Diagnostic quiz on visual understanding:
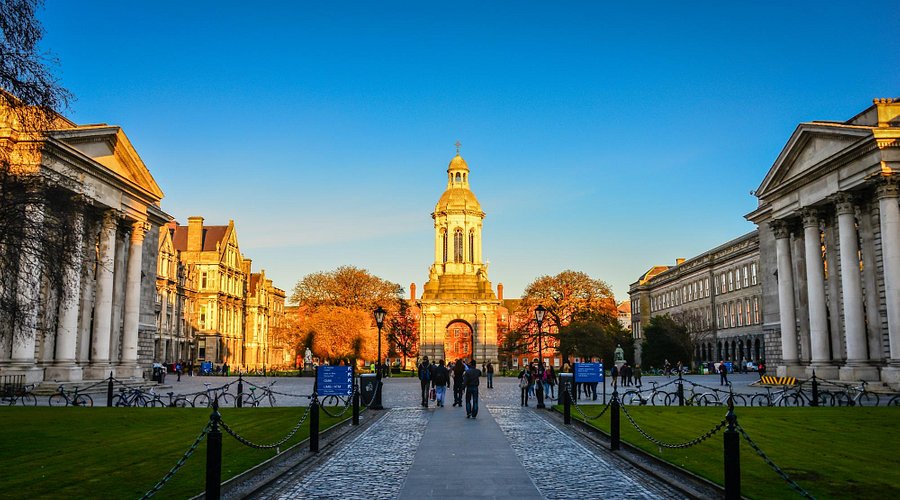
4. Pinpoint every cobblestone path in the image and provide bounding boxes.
[255,409,429,499]
[490,406,683,499]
